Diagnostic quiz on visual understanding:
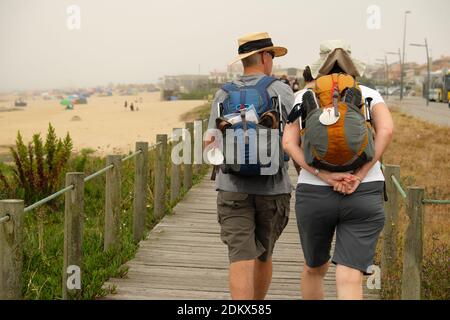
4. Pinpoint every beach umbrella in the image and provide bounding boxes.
[60,99,71,106]
[77,97,88,104]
